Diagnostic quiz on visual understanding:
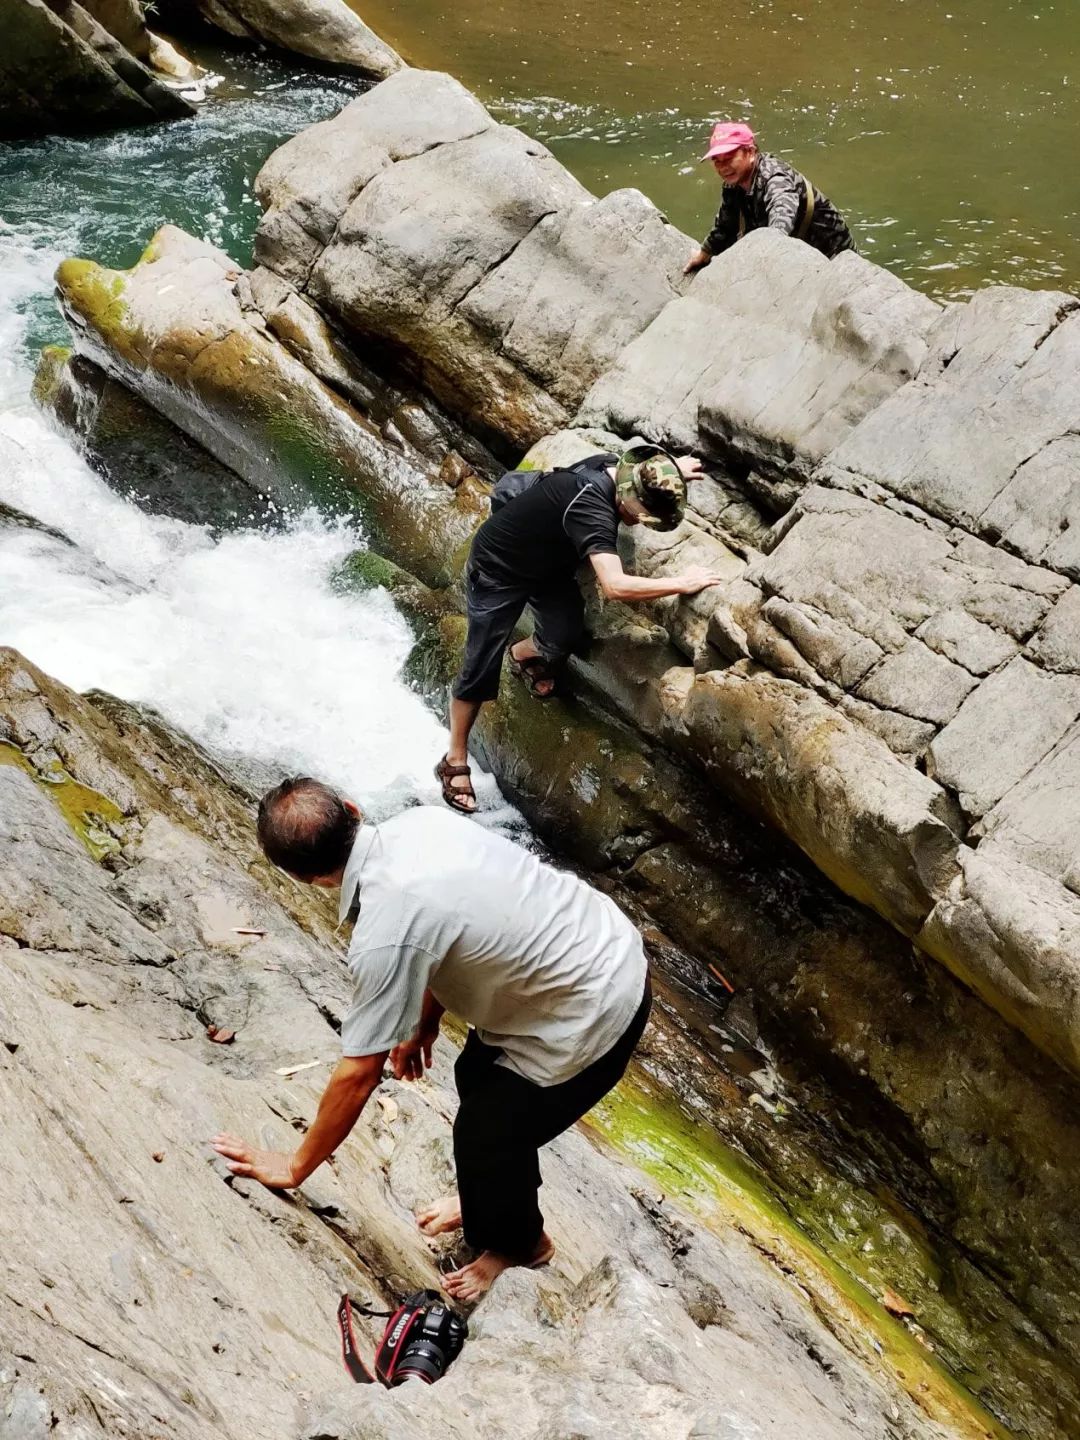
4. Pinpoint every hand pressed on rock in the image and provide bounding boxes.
[211,1132,298,1189]
[677,565,729,595]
